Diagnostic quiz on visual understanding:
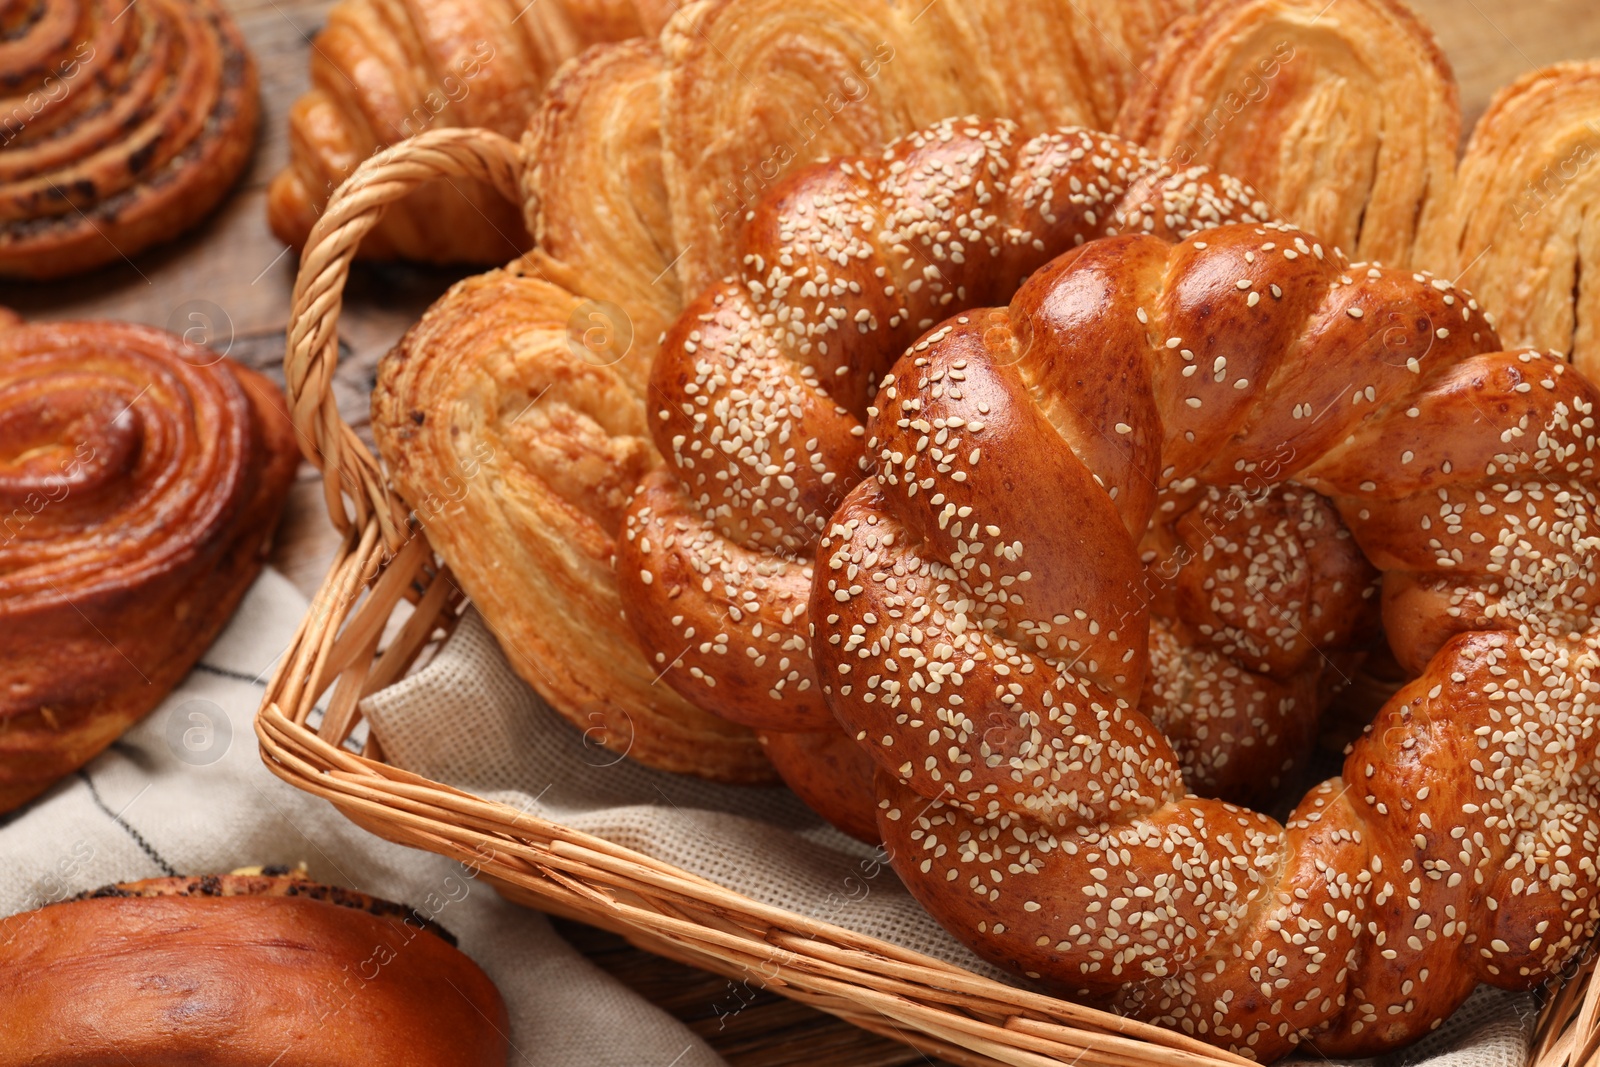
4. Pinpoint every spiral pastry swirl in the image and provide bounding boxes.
[0,0,258,279]
[812,220,1600,1059]
[1113,0,1459,269]
[0,313,296,811]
